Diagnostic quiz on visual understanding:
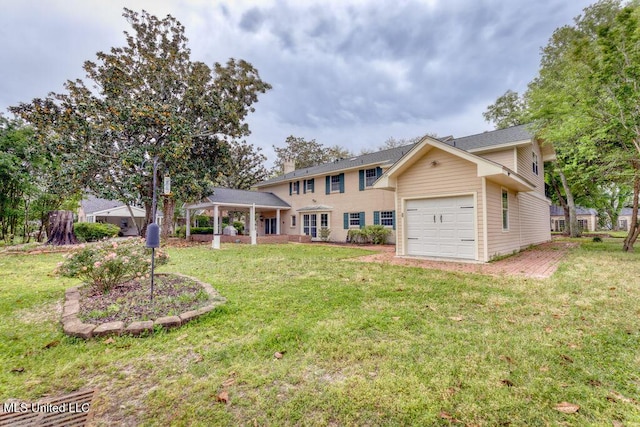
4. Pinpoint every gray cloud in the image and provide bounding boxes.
[0,0,594,162]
